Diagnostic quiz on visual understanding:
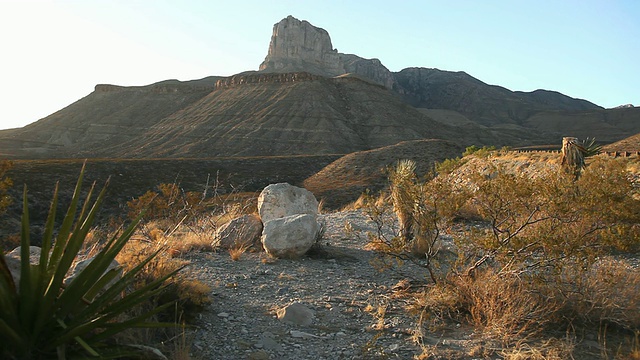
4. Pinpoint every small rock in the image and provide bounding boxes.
[277,302,315,326]
[247,350,270,360]
[290,330,318,339]
[217,312,230,318]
